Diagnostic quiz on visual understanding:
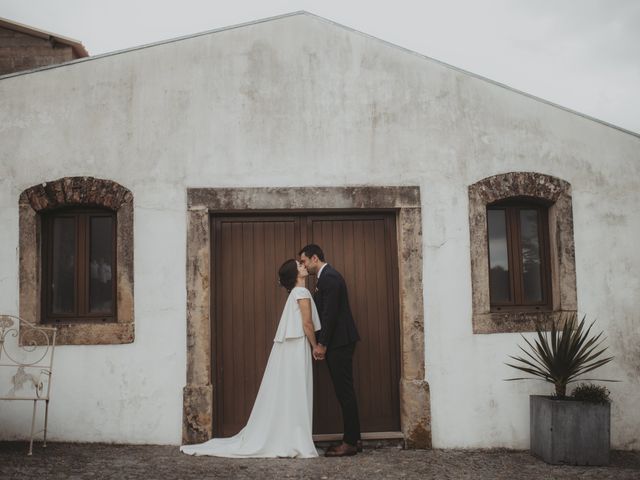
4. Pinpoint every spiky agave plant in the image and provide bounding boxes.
[505,314,615,397]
